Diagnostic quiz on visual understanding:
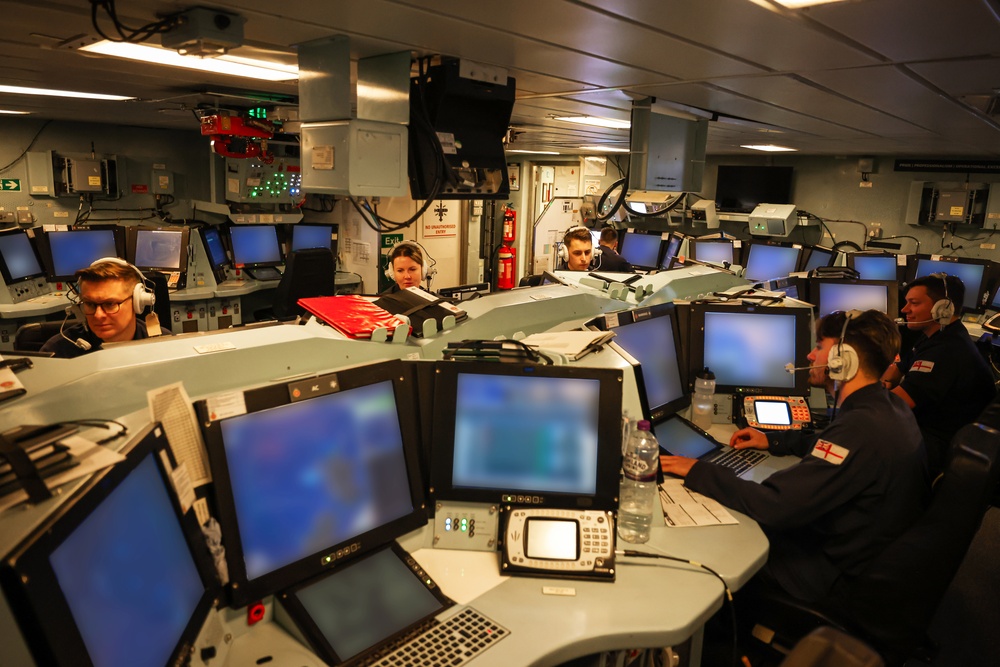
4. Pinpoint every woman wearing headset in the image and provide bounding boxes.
[41,258,154,358]
[382,241,428,294]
